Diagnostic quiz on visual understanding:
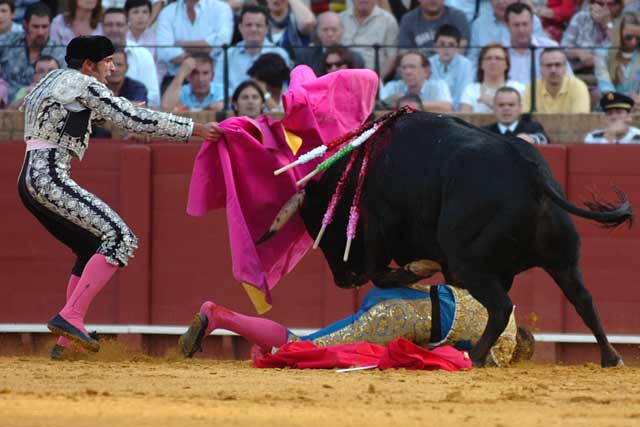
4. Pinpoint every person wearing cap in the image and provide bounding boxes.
[17,35,223,357]
[585,92,640,144]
